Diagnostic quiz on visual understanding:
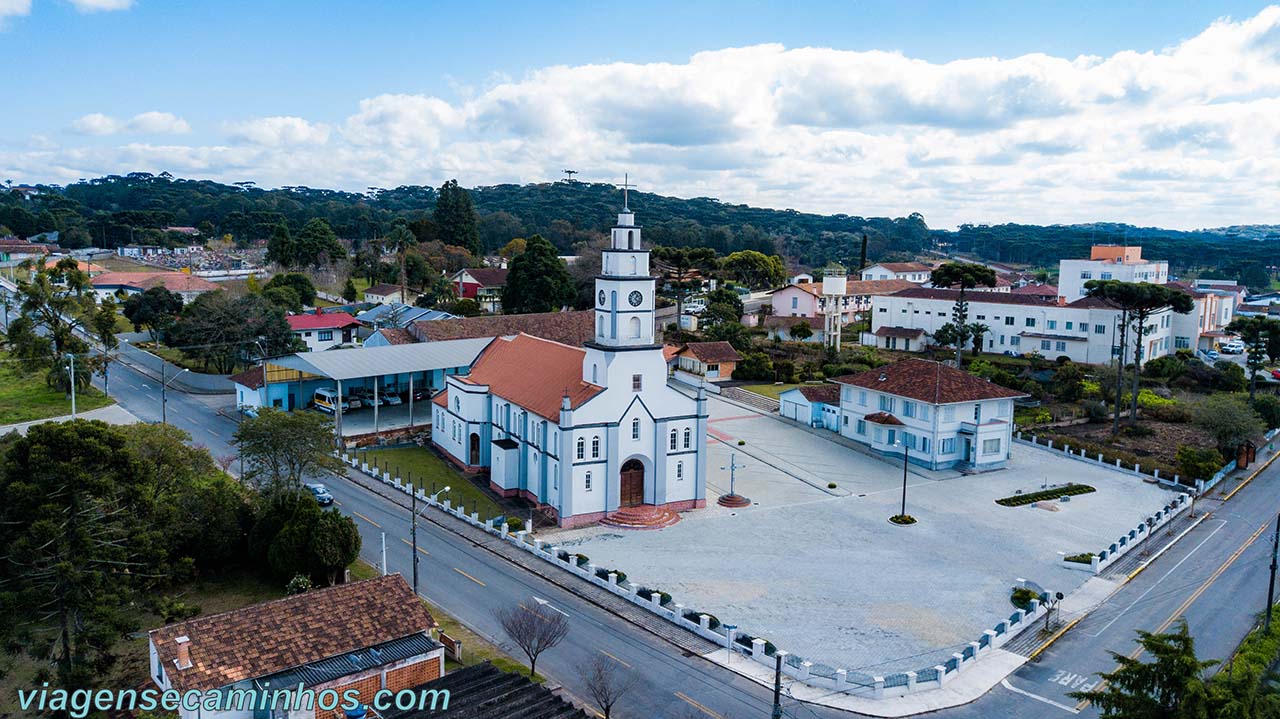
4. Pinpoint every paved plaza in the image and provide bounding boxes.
[552,393,1180,676]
